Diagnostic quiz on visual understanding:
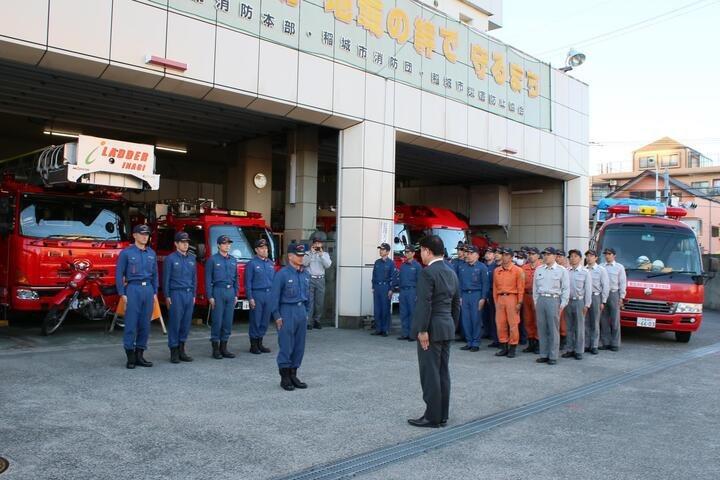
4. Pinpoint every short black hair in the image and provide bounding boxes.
[419,235,445,257]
